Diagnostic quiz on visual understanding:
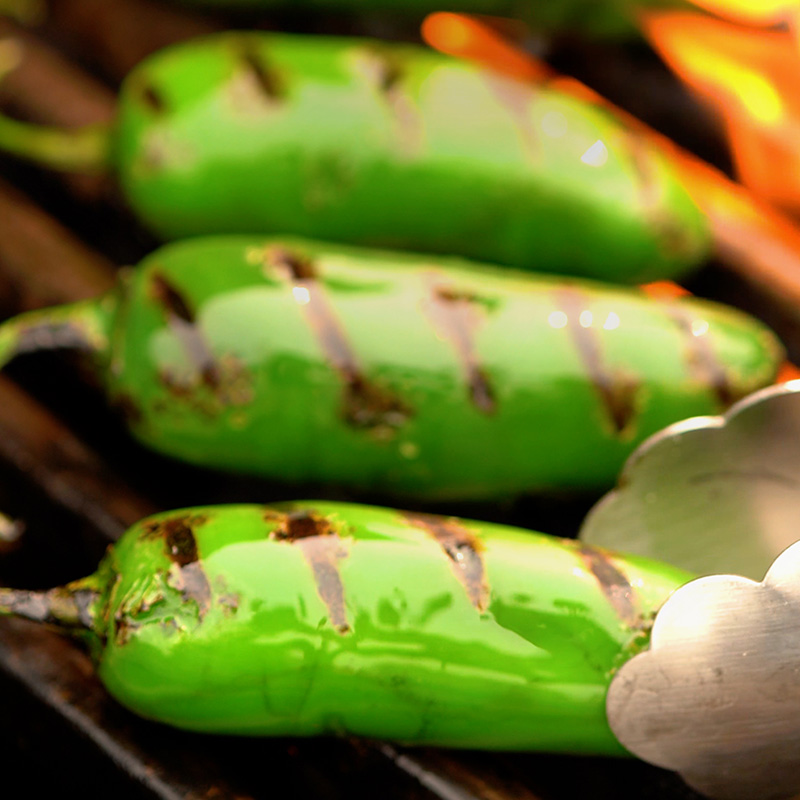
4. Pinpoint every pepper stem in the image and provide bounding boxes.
[0,577,101,635]
[0,297,113,372]
[0,113,112,173]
